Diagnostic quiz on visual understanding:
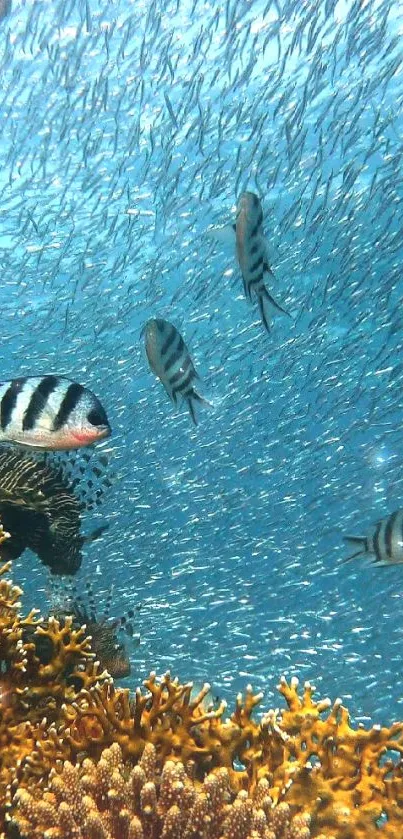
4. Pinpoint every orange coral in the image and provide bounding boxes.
[0,562,403,837]
[0,561,107,834]
[8,741,314,839]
